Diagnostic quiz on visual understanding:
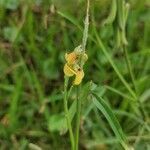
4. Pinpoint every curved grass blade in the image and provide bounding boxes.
[92,93,129,150]
[57,11,82,31]
[104,85,135,101]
